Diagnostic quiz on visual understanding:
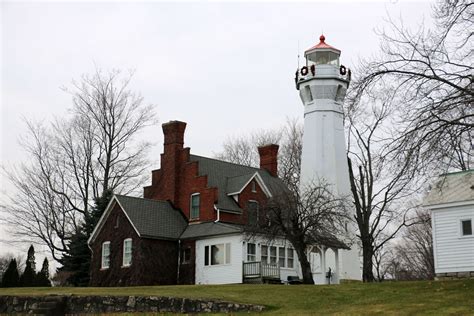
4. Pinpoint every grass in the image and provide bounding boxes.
[1,279,474,315]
